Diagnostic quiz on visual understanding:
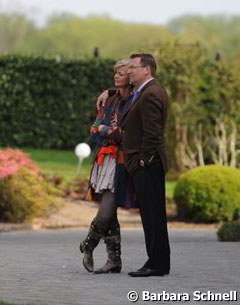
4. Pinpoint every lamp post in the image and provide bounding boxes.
[74,143,91,176]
